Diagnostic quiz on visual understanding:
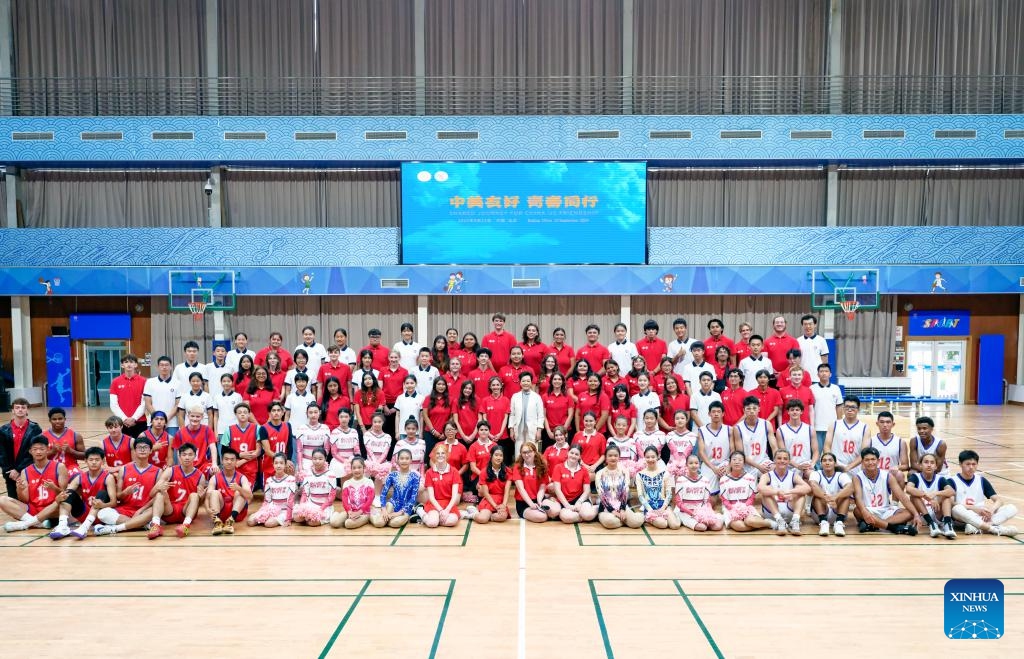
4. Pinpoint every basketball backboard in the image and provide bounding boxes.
[810,268,880,311]
[168,270,237,311]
